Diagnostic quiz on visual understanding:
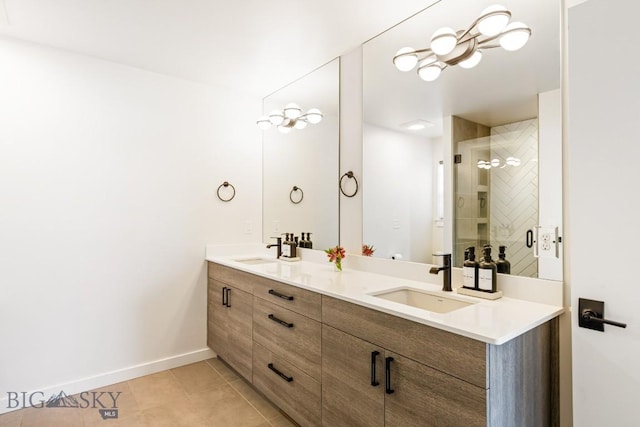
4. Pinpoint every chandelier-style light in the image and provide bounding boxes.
[393,4,531,82]
[257,103,323,133]
[477,156,521,169]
